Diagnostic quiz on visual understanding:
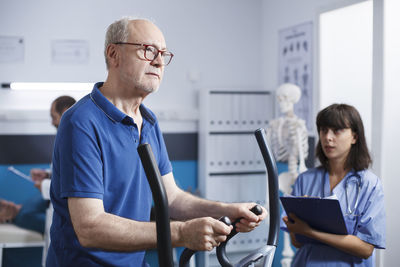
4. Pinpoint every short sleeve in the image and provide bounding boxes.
[58,117,104,199]
[355,178,386,249]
